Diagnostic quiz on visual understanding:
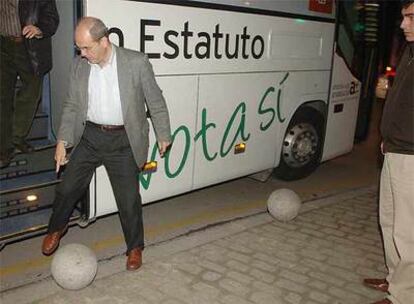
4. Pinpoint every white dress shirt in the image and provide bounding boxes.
[87,45,124,125]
